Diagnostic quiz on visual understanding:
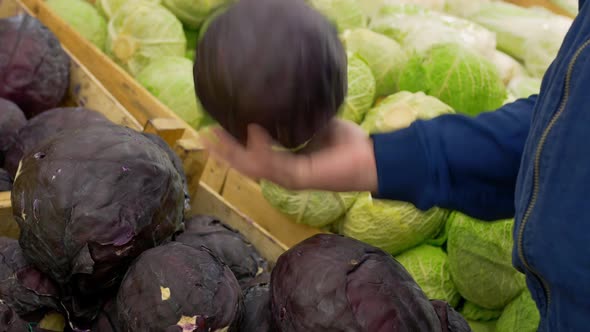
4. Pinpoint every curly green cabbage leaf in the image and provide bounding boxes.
[369,4,497,58]
[137,56,206,128]
[96,0,160,20]
[308,0,366,33]
[398,43,507,116]
[466,319,497,332]
[496,289,540,332]
[338,52,376,124]
[162,0,232,29]
[106,1,186,75]
[467,2,572,77]
[507,76,542,99]
[360,91,454,134]
[460,301,503,322]
[47,0,107,51]
[260,180,358,228]
[342,28,408,97]
[395,244,461,307]
[339,192,448,255]
[447,212,526,309]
